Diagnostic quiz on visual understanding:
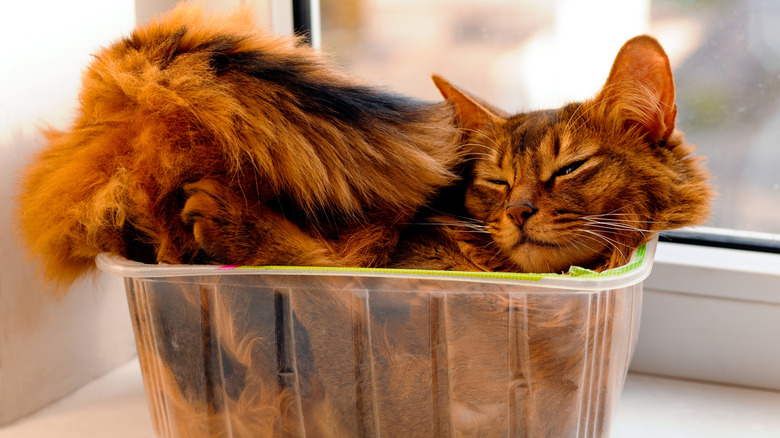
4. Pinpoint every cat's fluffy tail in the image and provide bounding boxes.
[17,4,462,288]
